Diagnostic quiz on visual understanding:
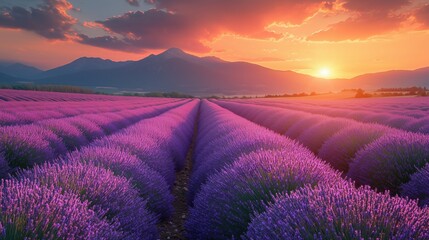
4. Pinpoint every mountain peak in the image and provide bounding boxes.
[153,48,225,64]
[158,48,190,59]
[73,57,109,63]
